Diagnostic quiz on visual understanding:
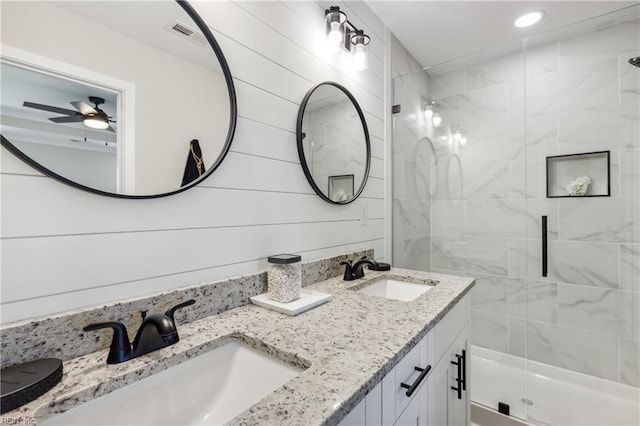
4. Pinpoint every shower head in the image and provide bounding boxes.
[629,57,640,68]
